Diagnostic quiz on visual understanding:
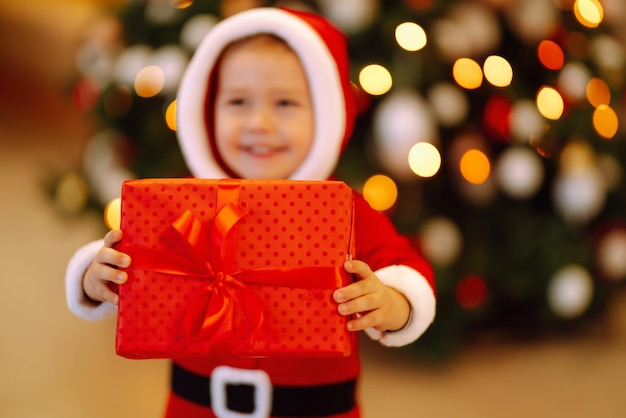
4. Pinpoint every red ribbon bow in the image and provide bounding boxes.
[170,205,264,340]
